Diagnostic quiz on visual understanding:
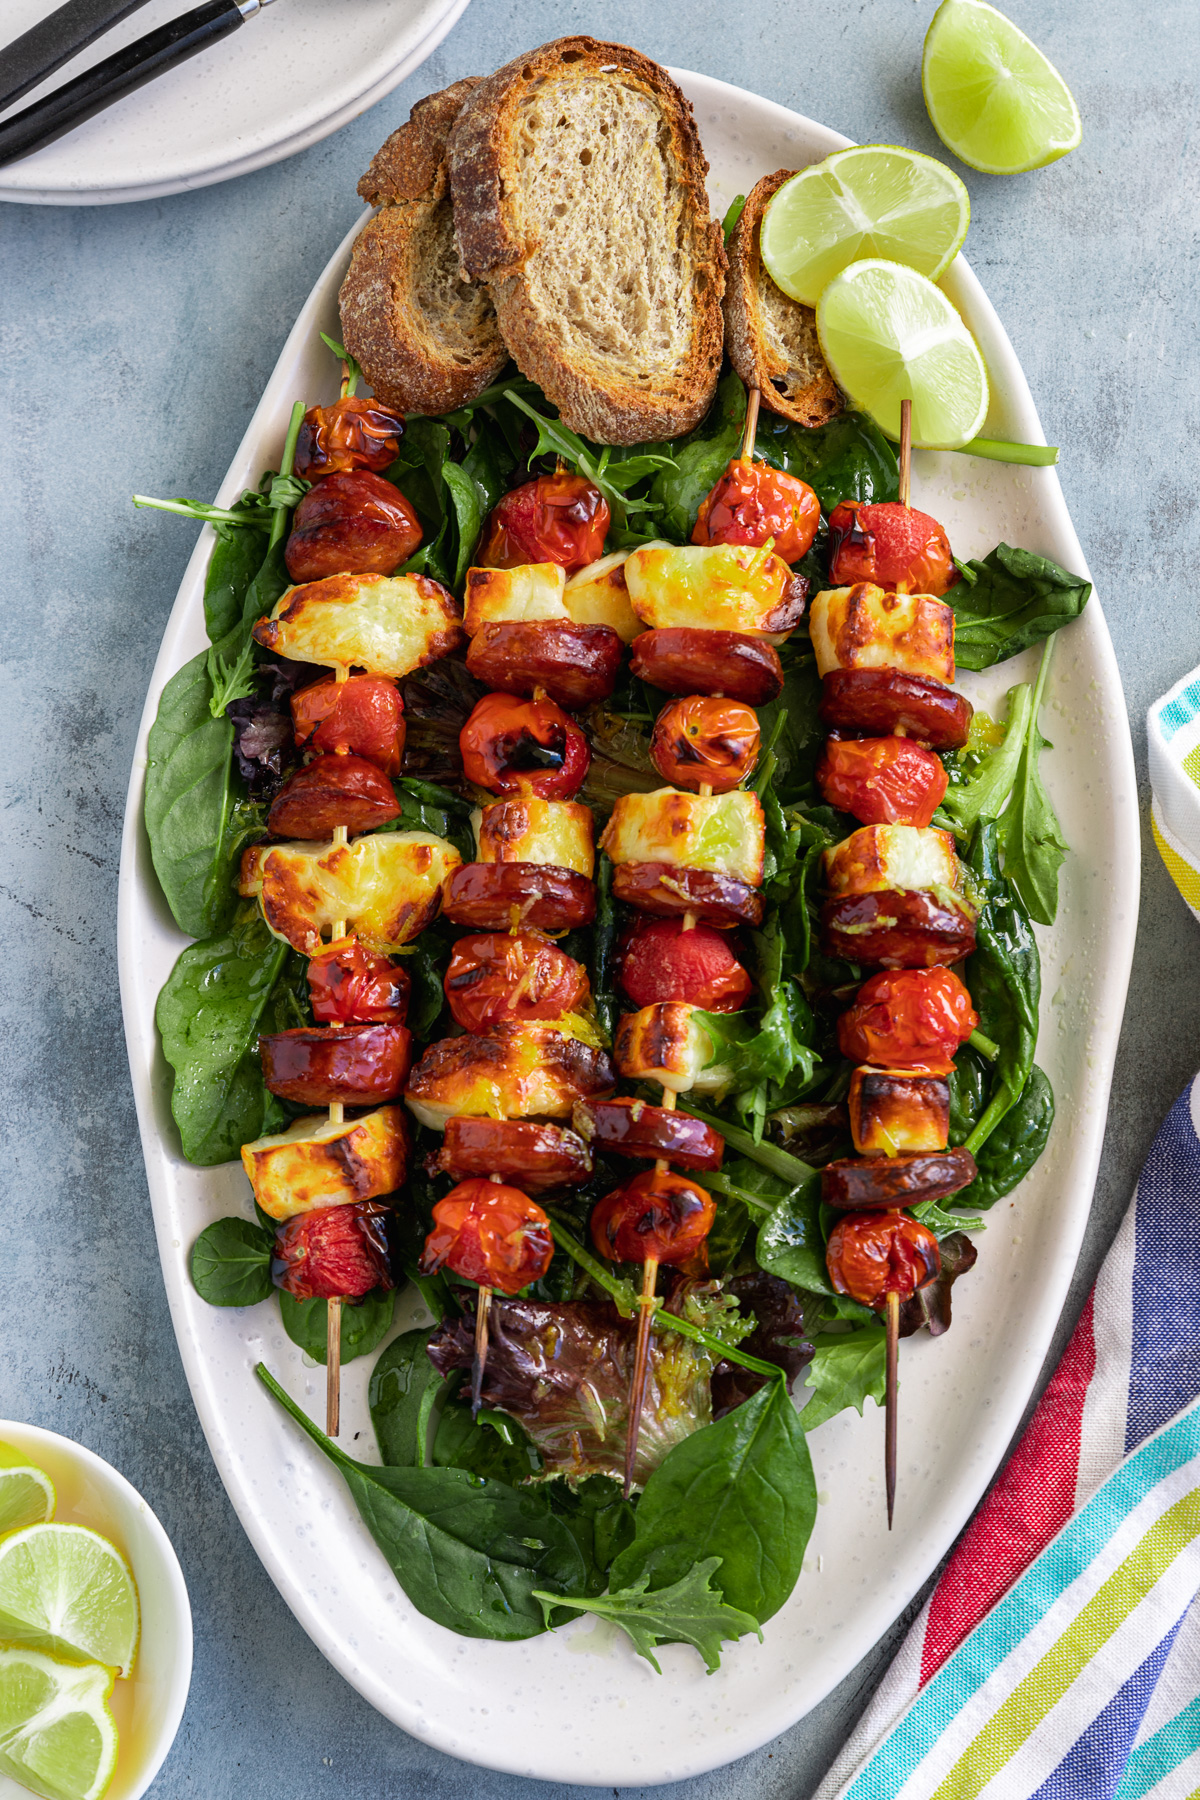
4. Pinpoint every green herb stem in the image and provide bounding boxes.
[968,1028,1001,1061]
[677,1104,817,1186]
[132,495,265,526]
[270,401,306,548]
[960,438,1059,467]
